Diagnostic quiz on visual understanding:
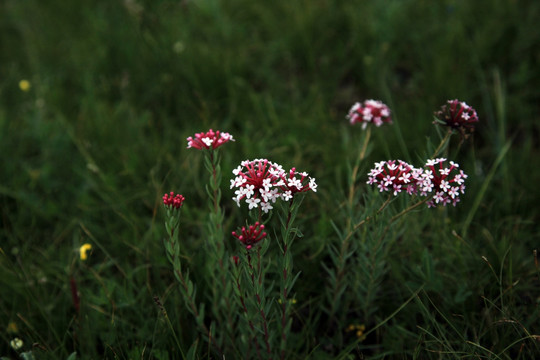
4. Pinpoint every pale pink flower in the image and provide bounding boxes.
[347,100,392,130]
